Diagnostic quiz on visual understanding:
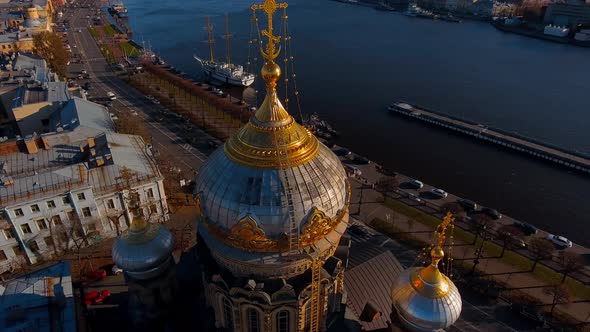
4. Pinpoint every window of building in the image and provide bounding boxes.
[77,193,86,201]
[247,308,260,332]
[62,196,71,204]
[150,204,158,214]
[107,199,115,209]
[13,246,22,255]
[82,207,91,217]
[47,200,56,208]
[146,188,154,199]
[20,223,32,234]
[44,236,53,246]
[0,250,6,261]
[276,310,289,332]
[4,229,14,240]
[223,298,233,330]
[30,204,40,213]
[87,223,96,232]
[14,208,24,217]
[52,215,62,226]
[66,210,75,221]
[29,240,39,252]
[36,219,47,230]
[58,231,68,243]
